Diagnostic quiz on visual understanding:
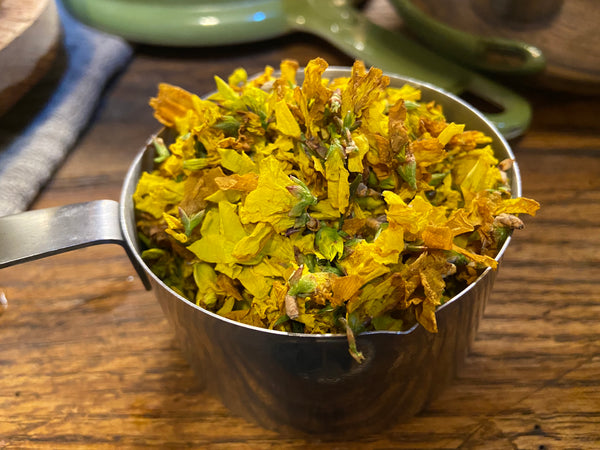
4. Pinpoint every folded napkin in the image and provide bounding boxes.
[0,1,133,217]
